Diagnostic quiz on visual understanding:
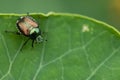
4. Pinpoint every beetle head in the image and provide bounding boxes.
[36,35,43,43]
